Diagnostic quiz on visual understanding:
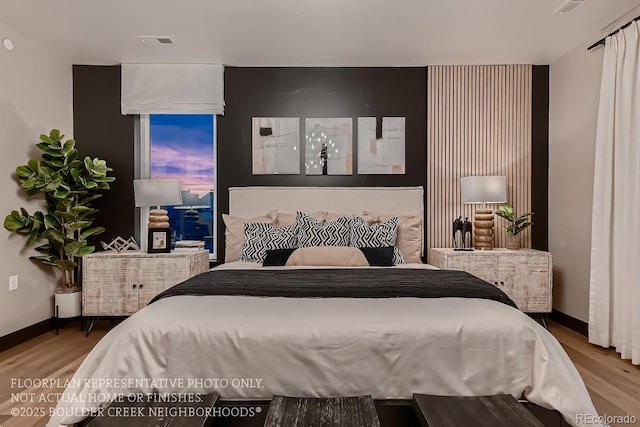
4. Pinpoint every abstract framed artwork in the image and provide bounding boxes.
[252,117,300,175]
[304,118,353,175]
[358,117,406,174]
